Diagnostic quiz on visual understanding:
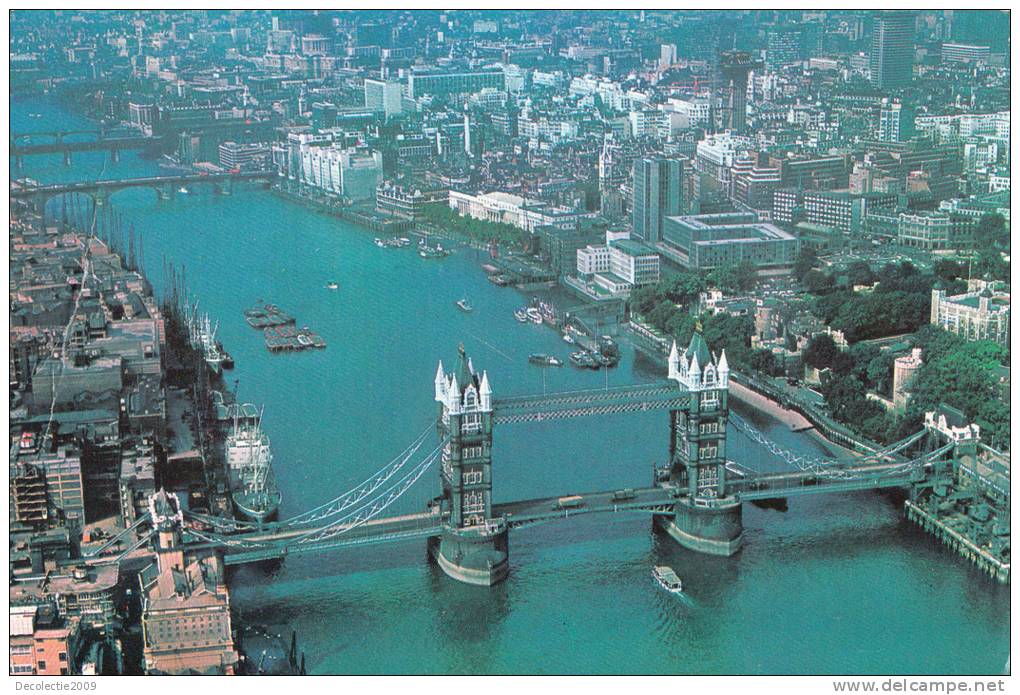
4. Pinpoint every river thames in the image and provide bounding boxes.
[12,94,1009,675]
